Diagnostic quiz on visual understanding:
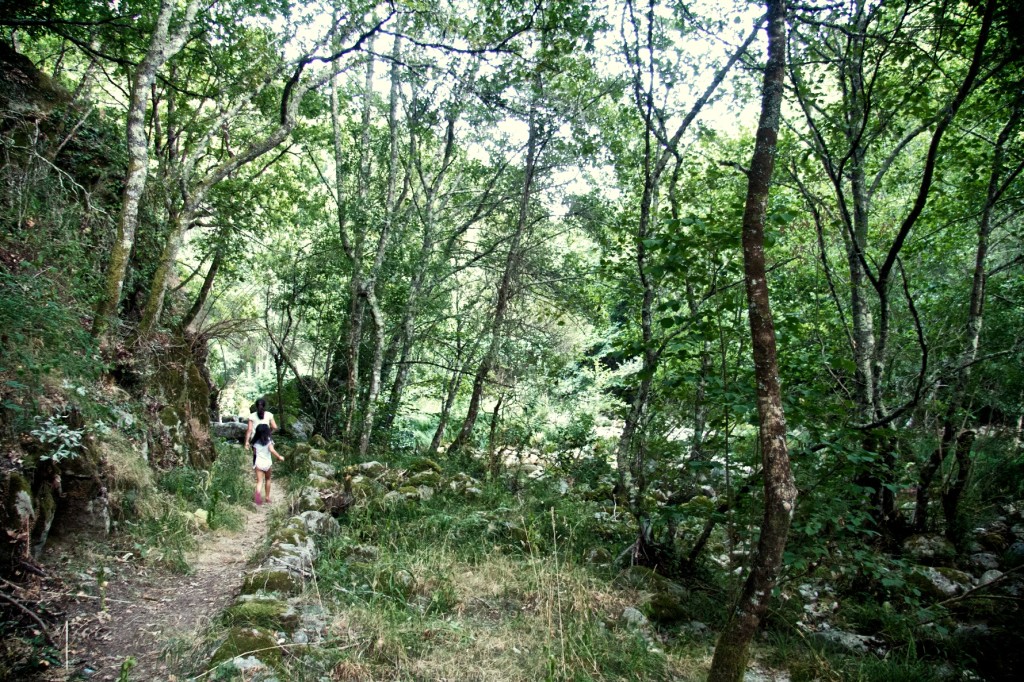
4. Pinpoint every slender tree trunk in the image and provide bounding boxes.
[181,244,223,334]
[93,0,200,342]
[487,393,505,478]
[430,364,465,455]
[343,39,376,440]
[915,99,1021,533]
[708,1,795,679]
[448,75,542,457]
[357,32,402,456]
